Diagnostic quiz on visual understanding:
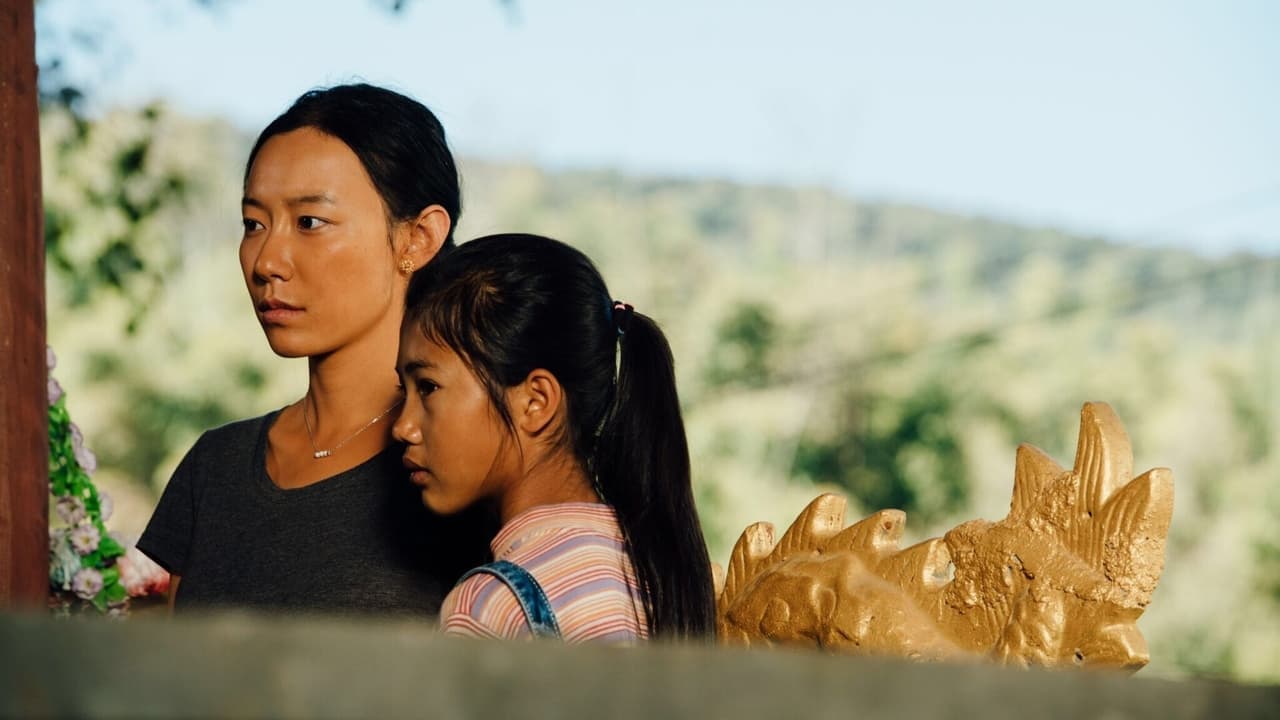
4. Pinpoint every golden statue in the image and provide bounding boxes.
[716,402,1173,672]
